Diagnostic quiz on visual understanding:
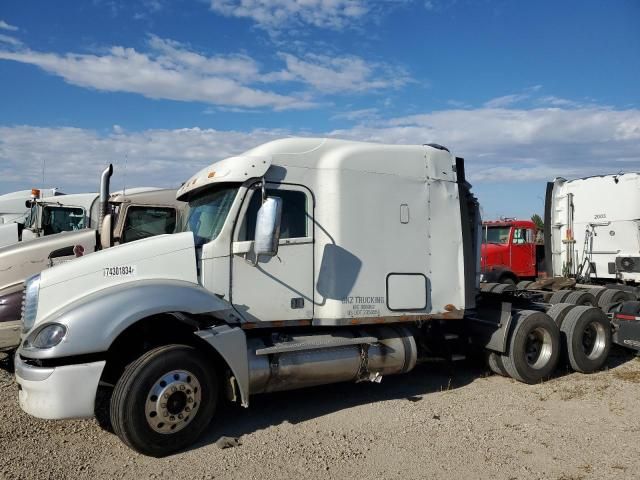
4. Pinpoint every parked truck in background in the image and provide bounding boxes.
[481,219,543,285]
[481,173,640,354]
[545,173,640,287]
[0,188,63,224]
[14,138,620,457]
[482,173,640,294]
[0,165,185,352]
[0,188,64,247]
